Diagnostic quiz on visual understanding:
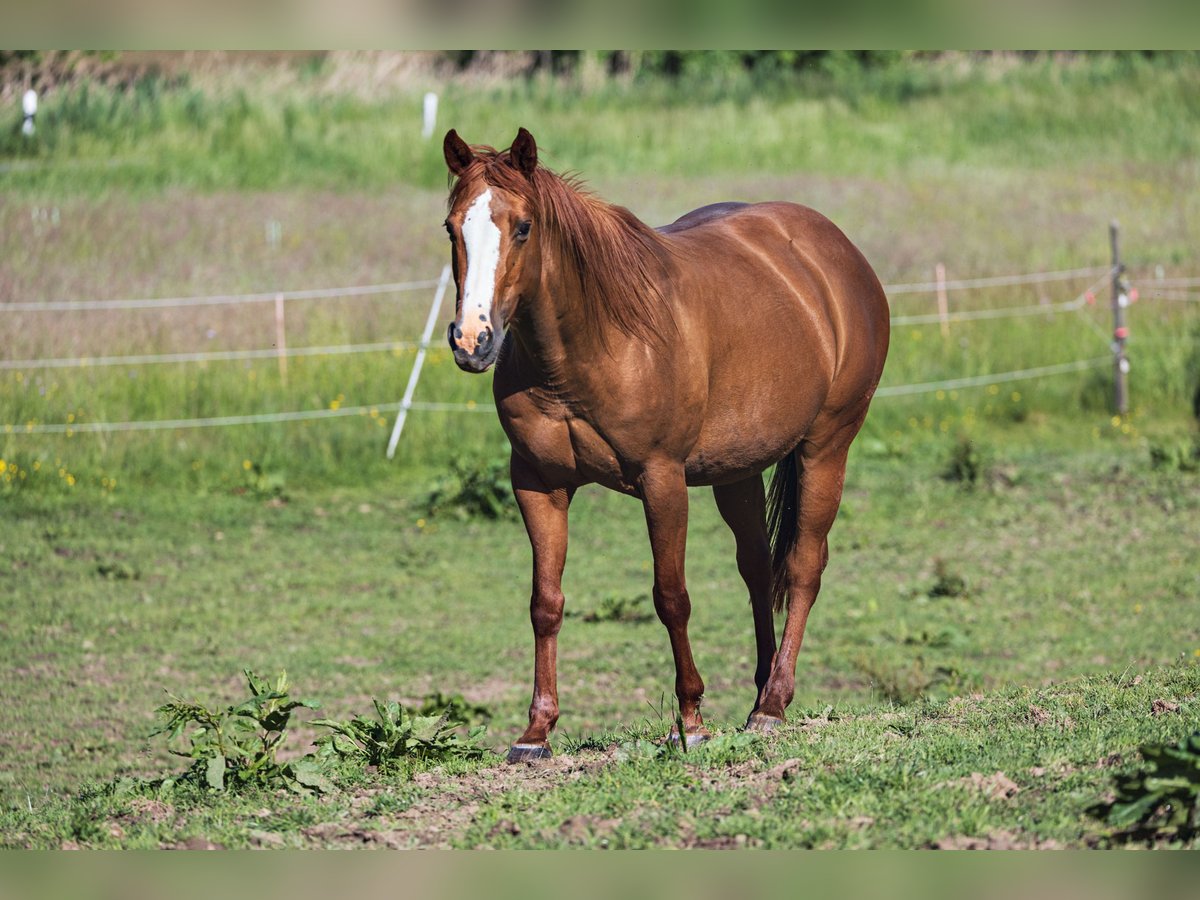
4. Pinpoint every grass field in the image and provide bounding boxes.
[2,53,1199,849]
[1,441,1198,847]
